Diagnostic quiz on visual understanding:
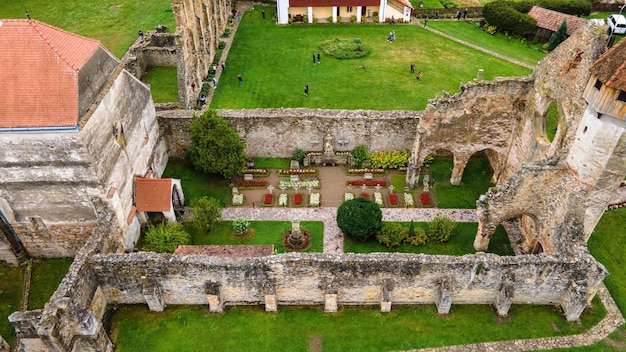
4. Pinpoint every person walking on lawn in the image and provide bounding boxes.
[304,84,309,96]
[416,70,422,81]
[237,74,243,86]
